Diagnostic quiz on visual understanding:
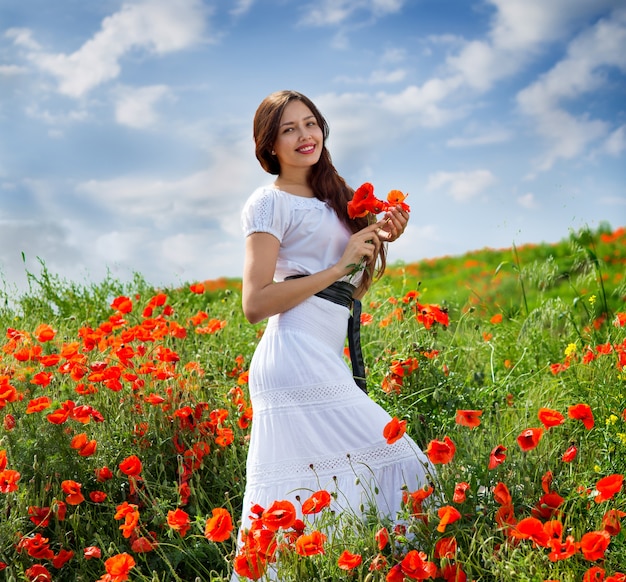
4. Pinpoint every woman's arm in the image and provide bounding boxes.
[242,221,385,324]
